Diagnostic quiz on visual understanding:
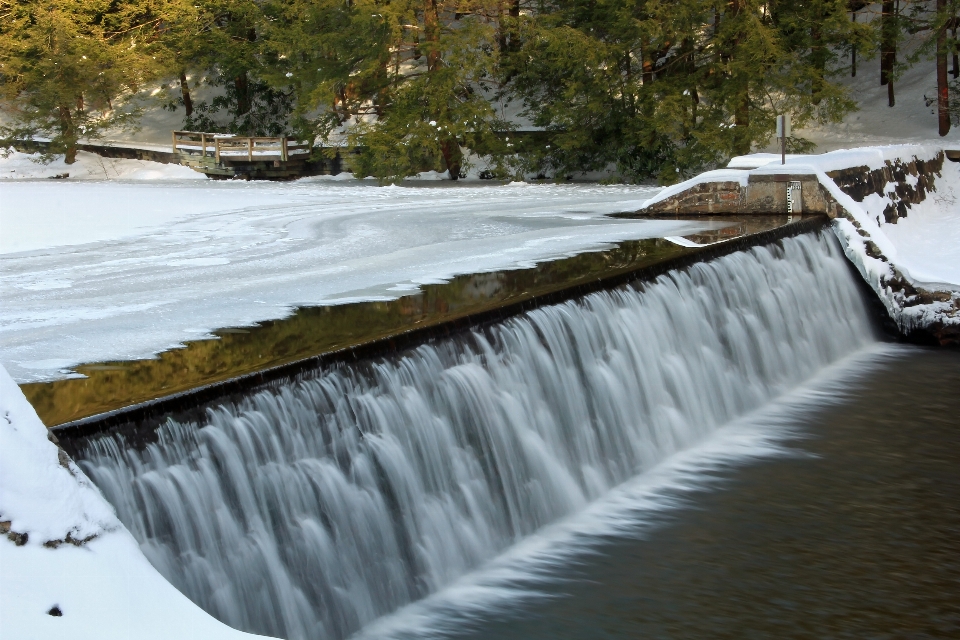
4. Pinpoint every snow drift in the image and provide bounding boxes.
[0,364,274,640]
